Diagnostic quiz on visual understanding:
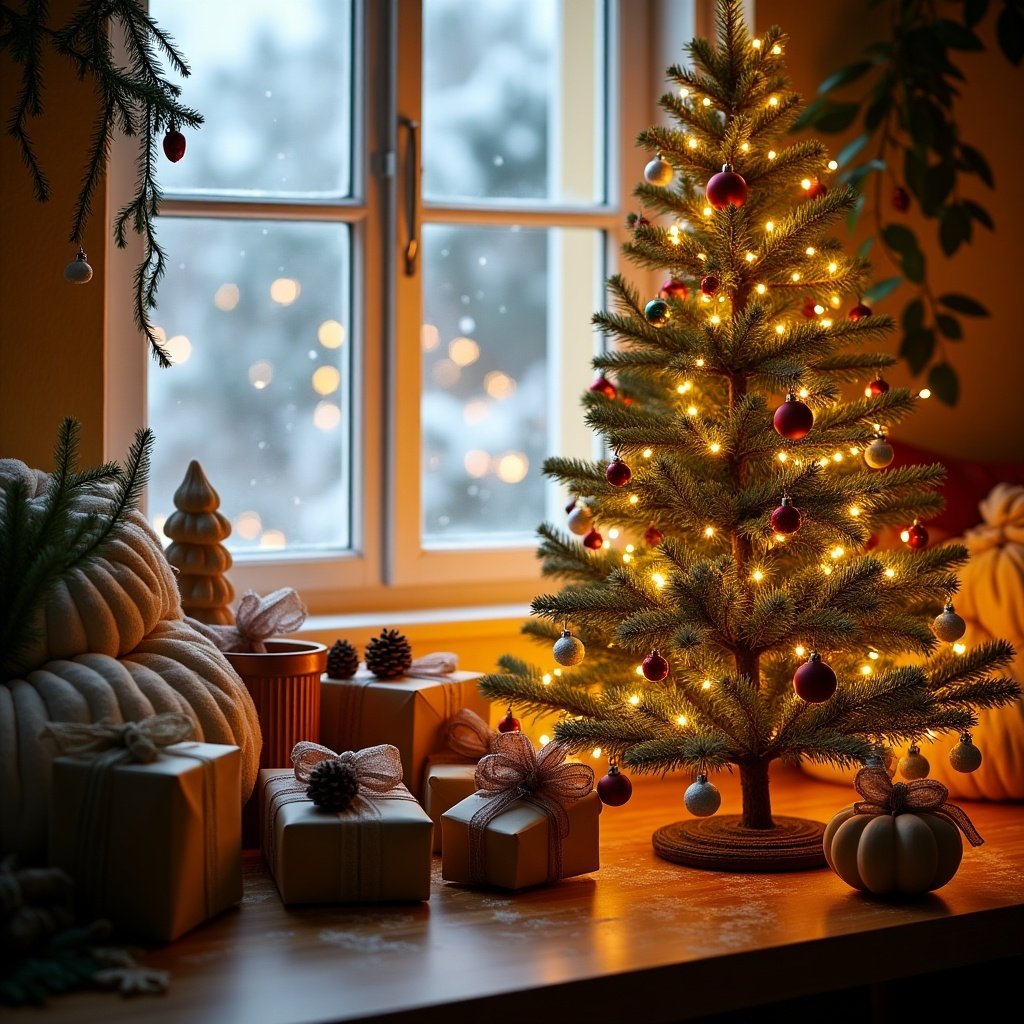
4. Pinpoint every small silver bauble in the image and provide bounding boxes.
[863,436,894,469]
[683,773,721,817]
[567,505,594,536]
[64,248,94,284]
[932,603,967,643]
[948,733,983,774]
[552,629,585,667]
[644,154,675,187]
